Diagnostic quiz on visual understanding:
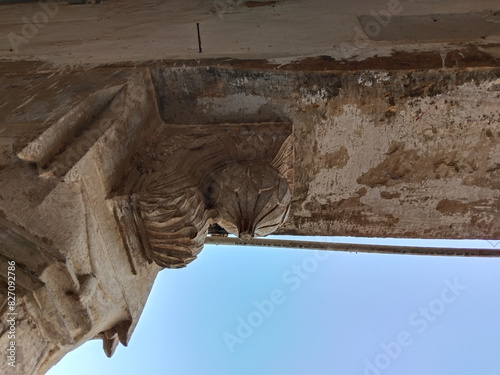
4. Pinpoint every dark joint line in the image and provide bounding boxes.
[196,23,202,53]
